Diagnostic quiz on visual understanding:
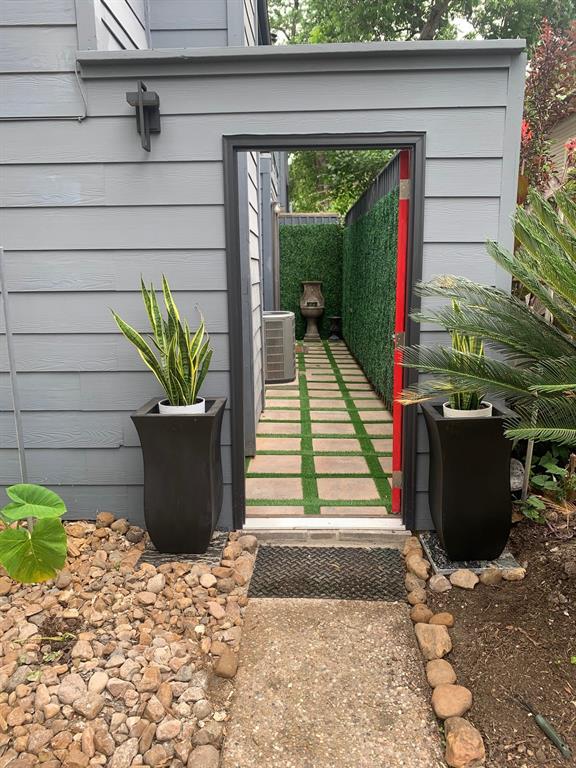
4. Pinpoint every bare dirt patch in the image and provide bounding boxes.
[430,522,576,767]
